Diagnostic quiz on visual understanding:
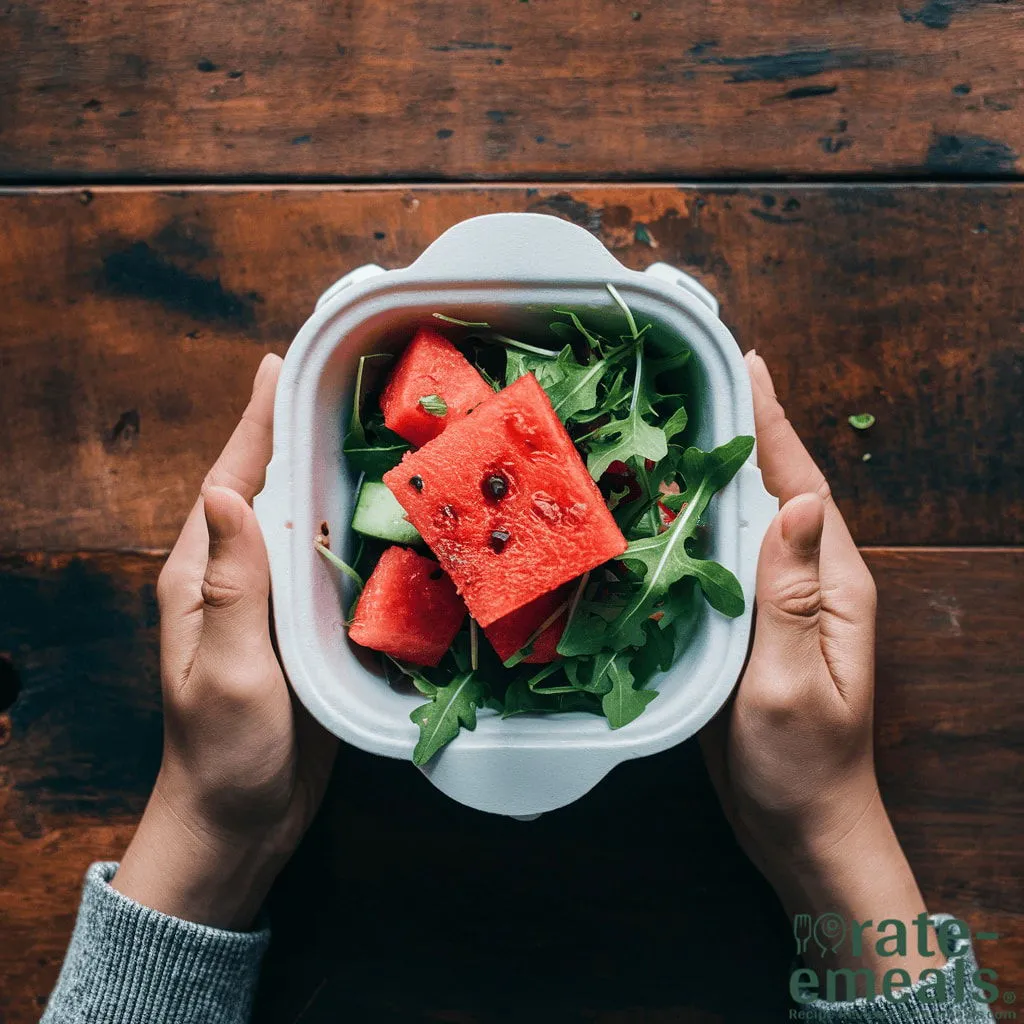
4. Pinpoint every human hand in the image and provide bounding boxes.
[702,351,937,972]
[113,354,337,930]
